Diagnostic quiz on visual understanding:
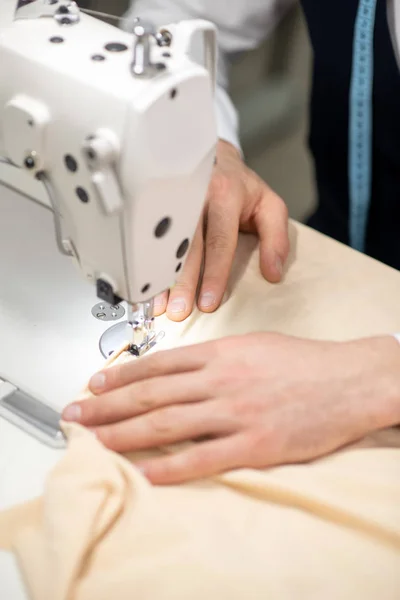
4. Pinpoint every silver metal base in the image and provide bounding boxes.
[99,322,130,358]
[91,301,125,322]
